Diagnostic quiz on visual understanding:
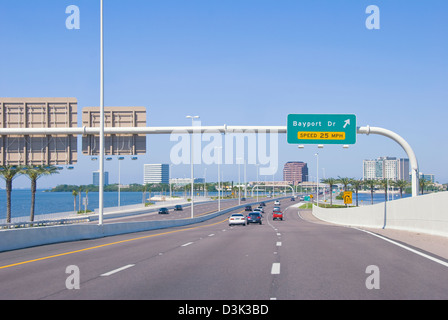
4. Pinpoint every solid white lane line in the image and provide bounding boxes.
[182,242,194,247]
[101,264,135,277]
[271,263,281,275]
[354,228,448,268]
